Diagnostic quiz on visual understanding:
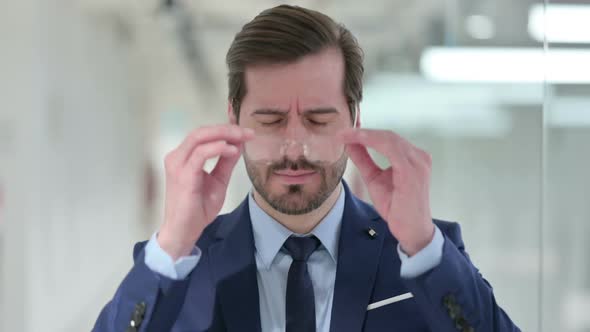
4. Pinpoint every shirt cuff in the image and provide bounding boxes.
[144,232,201,280]
[397,225,445,279]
